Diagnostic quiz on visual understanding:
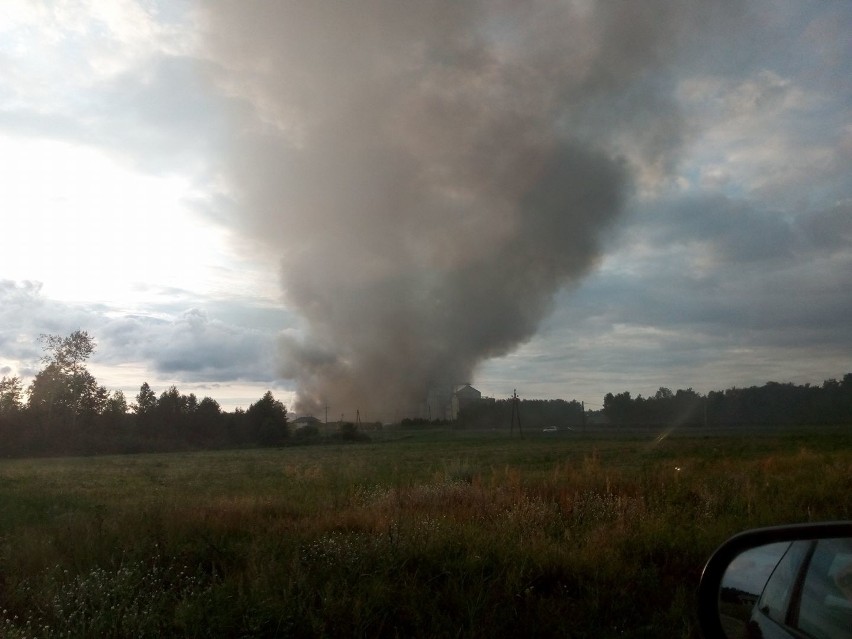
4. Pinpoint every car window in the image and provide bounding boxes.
[794,539,852,639]
[758,540,812,625]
